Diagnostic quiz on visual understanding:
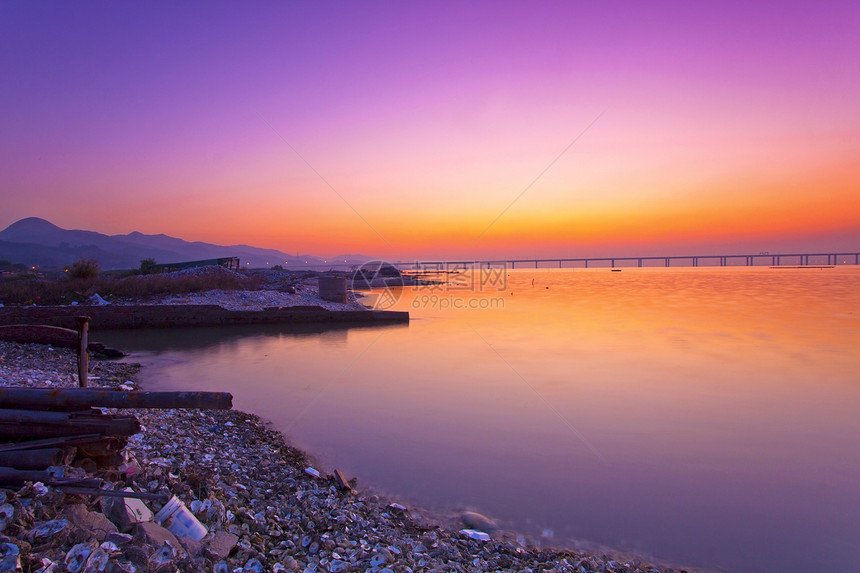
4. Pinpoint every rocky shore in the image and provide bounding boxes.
[0,339,690,573]
[113,280,368,313]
